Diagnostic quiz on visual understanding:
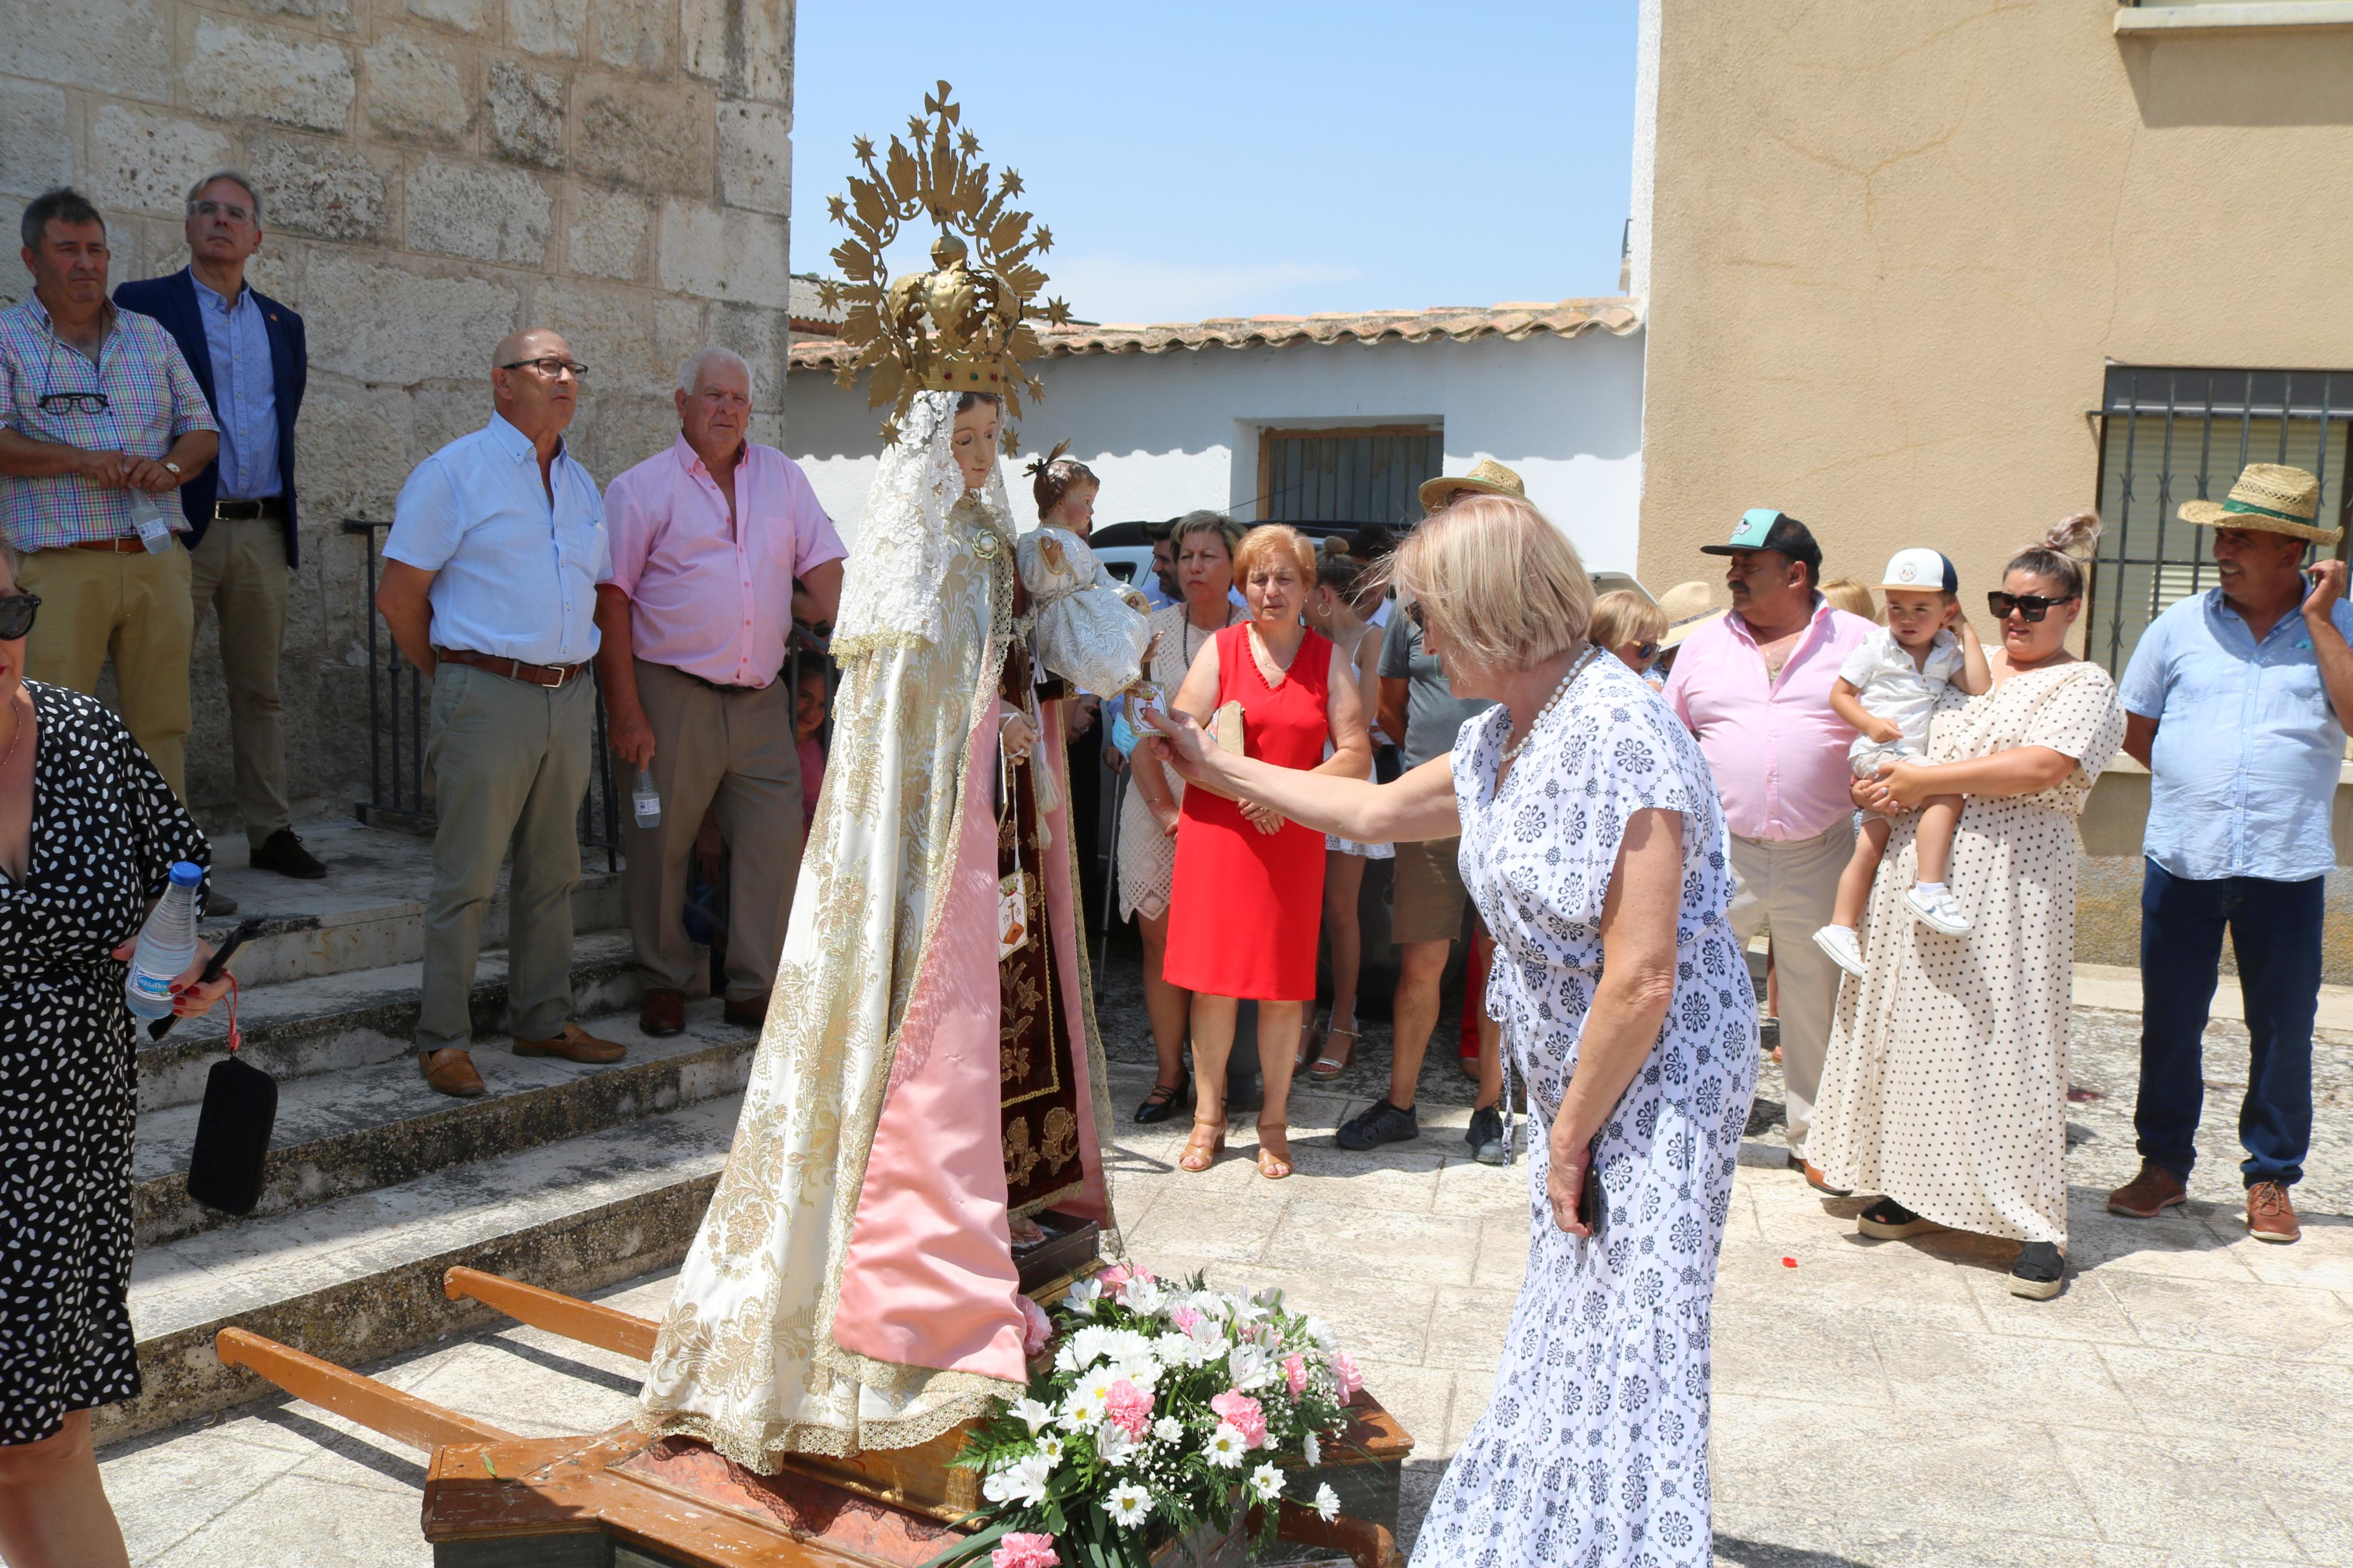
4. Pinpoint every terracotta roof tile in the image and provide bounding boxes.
[787,295,1642,371]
